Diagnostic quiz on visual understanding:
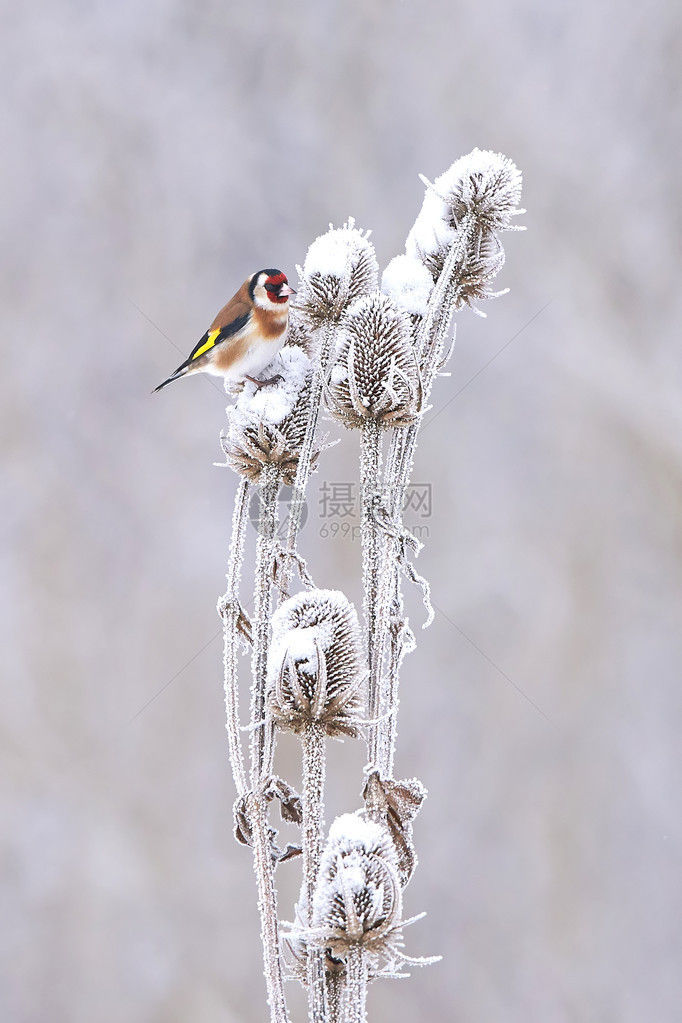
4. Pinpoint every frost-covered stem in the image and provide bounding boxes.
[325,971,344,1023]
[385,222,474,521]
[250,464,280,782]
[247,791,290,1023]
[371,219,477,775]
[220,477,250,796]
[246,468,289,1022]
[368,432,404,778]
[344,946,368,1023]
[368,550,404,780]
[361,419,383,764]
[417,213,475,383]
[301,723,327,1023]
[389,214,477,511]
[282,322,336,595]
